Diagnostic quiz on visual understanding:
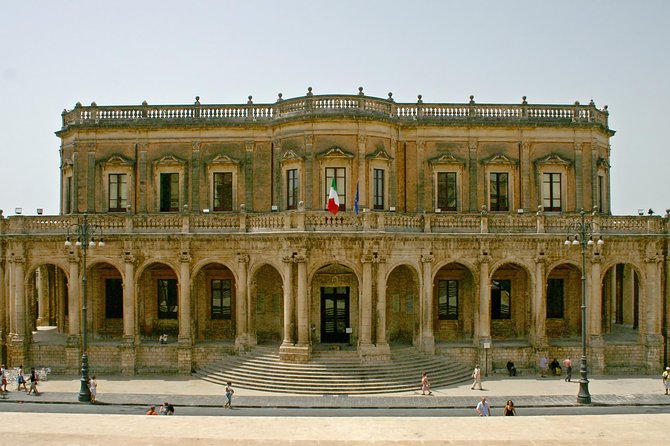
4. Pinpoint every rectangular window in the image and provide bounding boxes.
[105,278,123,319]
[437,172,457,211]
[64,176,72,214]
[491,279,511,319]
[373,168,385,210]
[286,169,299,210]
[108,173,127,212]
[160,173,179,212]
[213,172,233,211]
[325,167,346,211]
[211,279,232,320]
[157,279,178,319]
[597,175,604,212]
[546,278,564,318]
[437,279,458,320]
[542,173,562,212]
[489,172,509,211]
